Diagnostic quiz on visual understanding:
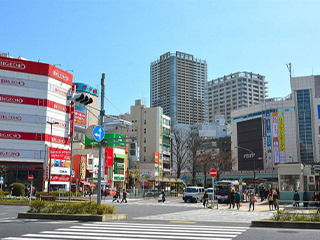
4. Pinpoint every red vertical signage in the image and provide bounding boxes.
[69,85,76,138]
